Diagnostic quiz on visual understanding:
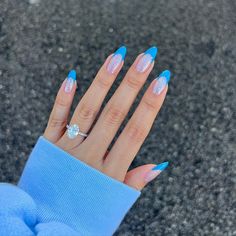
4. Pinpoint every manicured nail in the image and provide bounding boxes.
[64,70,76,93]
[153,70,171,95]
[144,162,169,183]
[107,46,127,74]
[136,46,158,73]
